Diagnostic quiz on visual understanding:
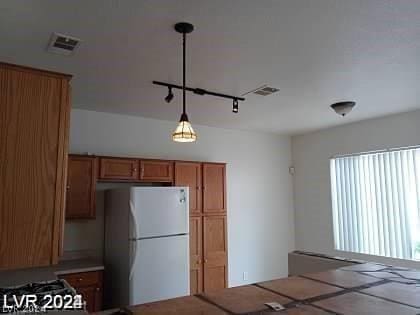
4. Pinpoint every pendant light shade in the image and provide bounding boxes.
[172,113,197,142]
[171,22,197,143]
